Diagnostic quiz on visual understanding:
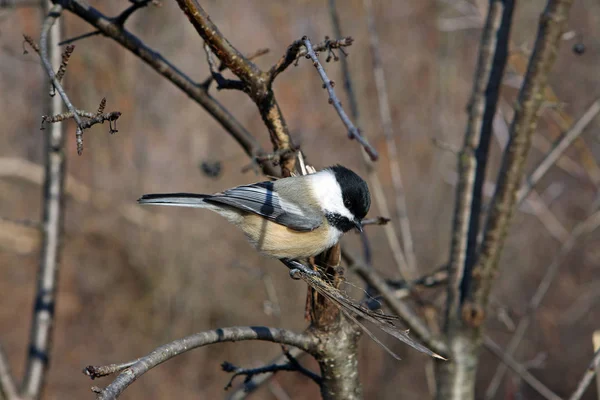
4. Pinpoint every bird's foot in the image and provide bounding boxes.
[281,259,320,280]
